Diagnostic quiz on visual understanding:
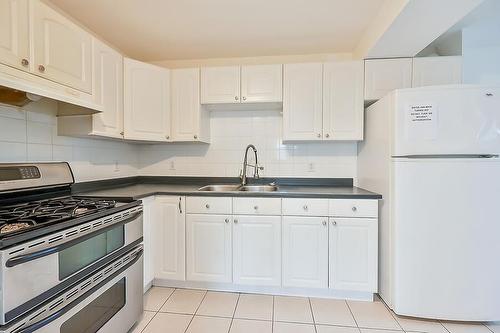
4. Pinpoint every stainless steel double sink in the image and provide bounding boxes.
[198,184,278,192]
